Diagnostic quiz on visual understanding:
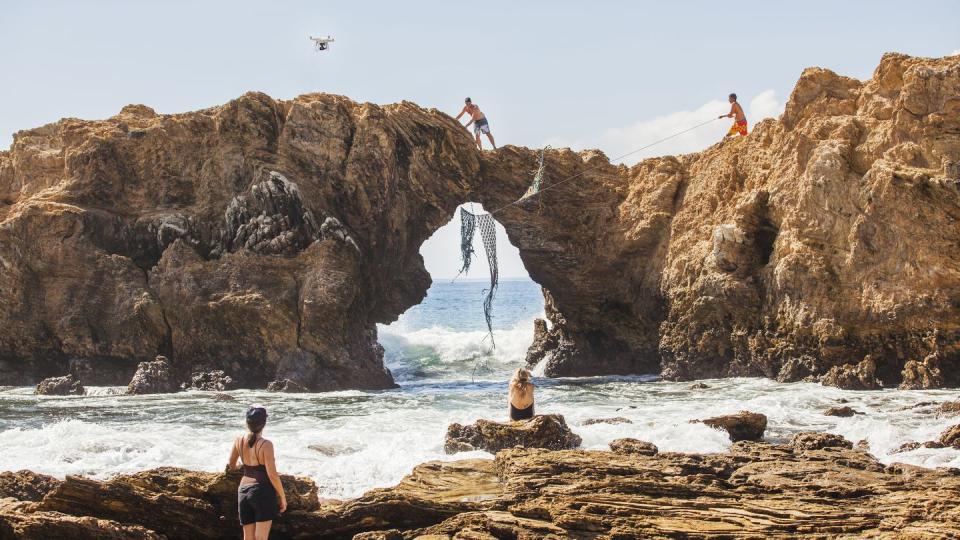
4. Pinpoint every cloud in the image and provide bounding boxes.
[952,49,960,57]
[546,89,783,165]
